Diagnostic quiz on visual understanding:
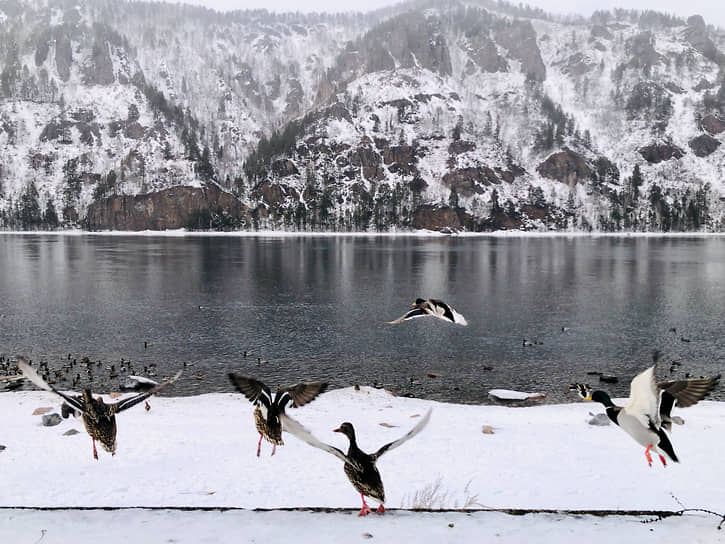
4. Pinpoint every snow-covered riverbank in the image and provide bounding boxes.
[1,386,723,541]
